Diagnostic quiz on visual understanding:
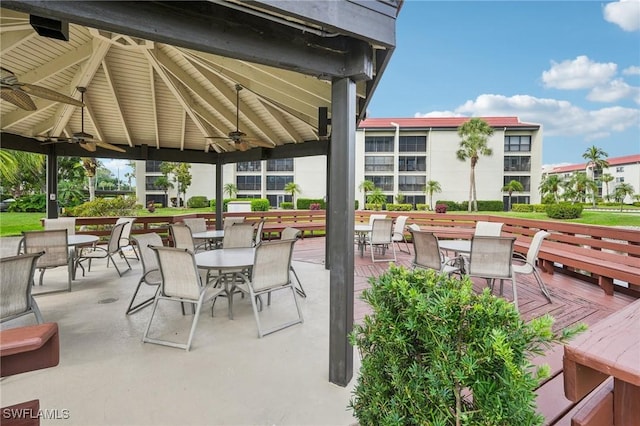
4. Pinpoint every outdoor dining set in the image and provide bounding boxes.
[1,217,306,352]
